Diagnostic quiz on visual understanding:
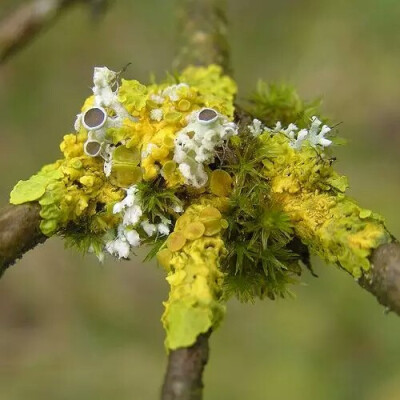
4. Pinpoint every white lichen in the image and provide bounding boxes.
[122,205,143,227]
[266,116,332,150]
[174,108,238,187]
[105,184,171,258]
[150,108,163,122]
[113,186,138,214]
[141,219,170,237]
[105,226,140,259]
[308,116,332,148]
[162,83,189,102]
[248,119,264,137]
[172,204,183,213]
[157,223,170,236]
[124,229,141,247]
[141,220,157,237]
[149,94,164,104]
[141,143,158,159]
